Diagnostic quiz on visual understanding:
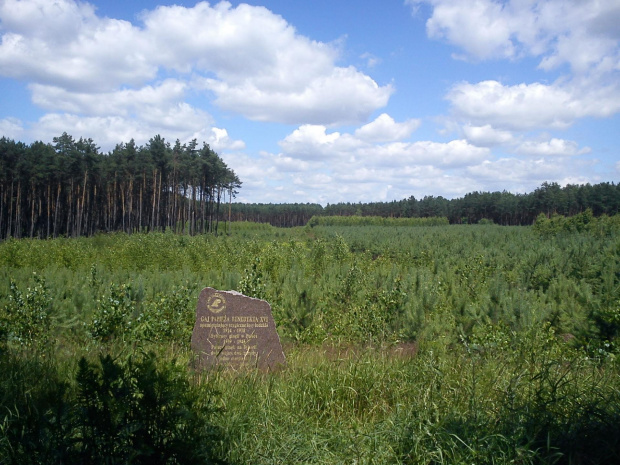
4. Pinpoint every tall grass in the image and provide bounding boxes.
[1,221,619,463]
[212,327,620,464]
